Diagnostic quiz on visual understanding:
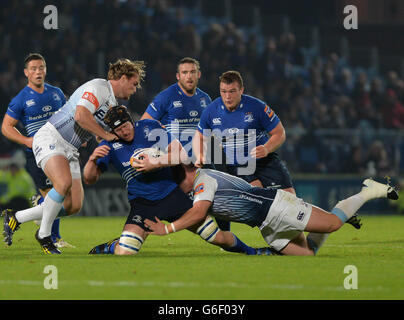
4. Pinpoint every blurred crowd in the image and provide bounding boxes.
[1,0,403,177]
